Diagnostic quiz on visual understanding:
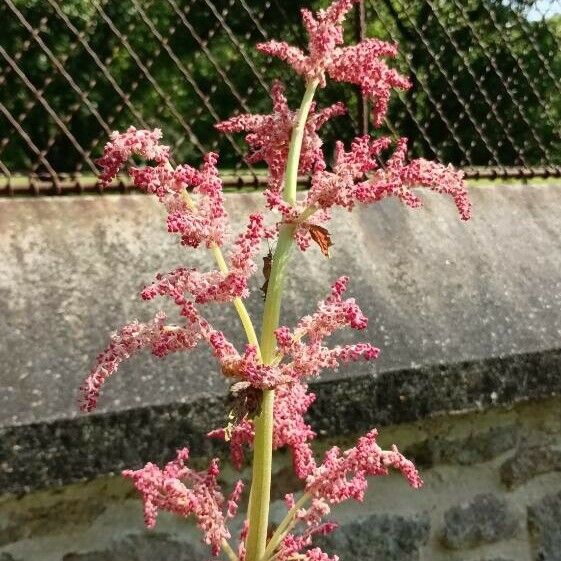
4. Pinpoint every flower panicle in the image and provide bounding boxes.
[97,126,230,249]
[270,425,422,560]
[96,126,170,186]
[256,0,409,126]
[79,312,201,412]
[199,276,379,394]
[123,448,243,556]
[304,429,423,504]
[290,135,470,252]
[209,277,380,480]
[216,80,346,194]
[81,1,471,559]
